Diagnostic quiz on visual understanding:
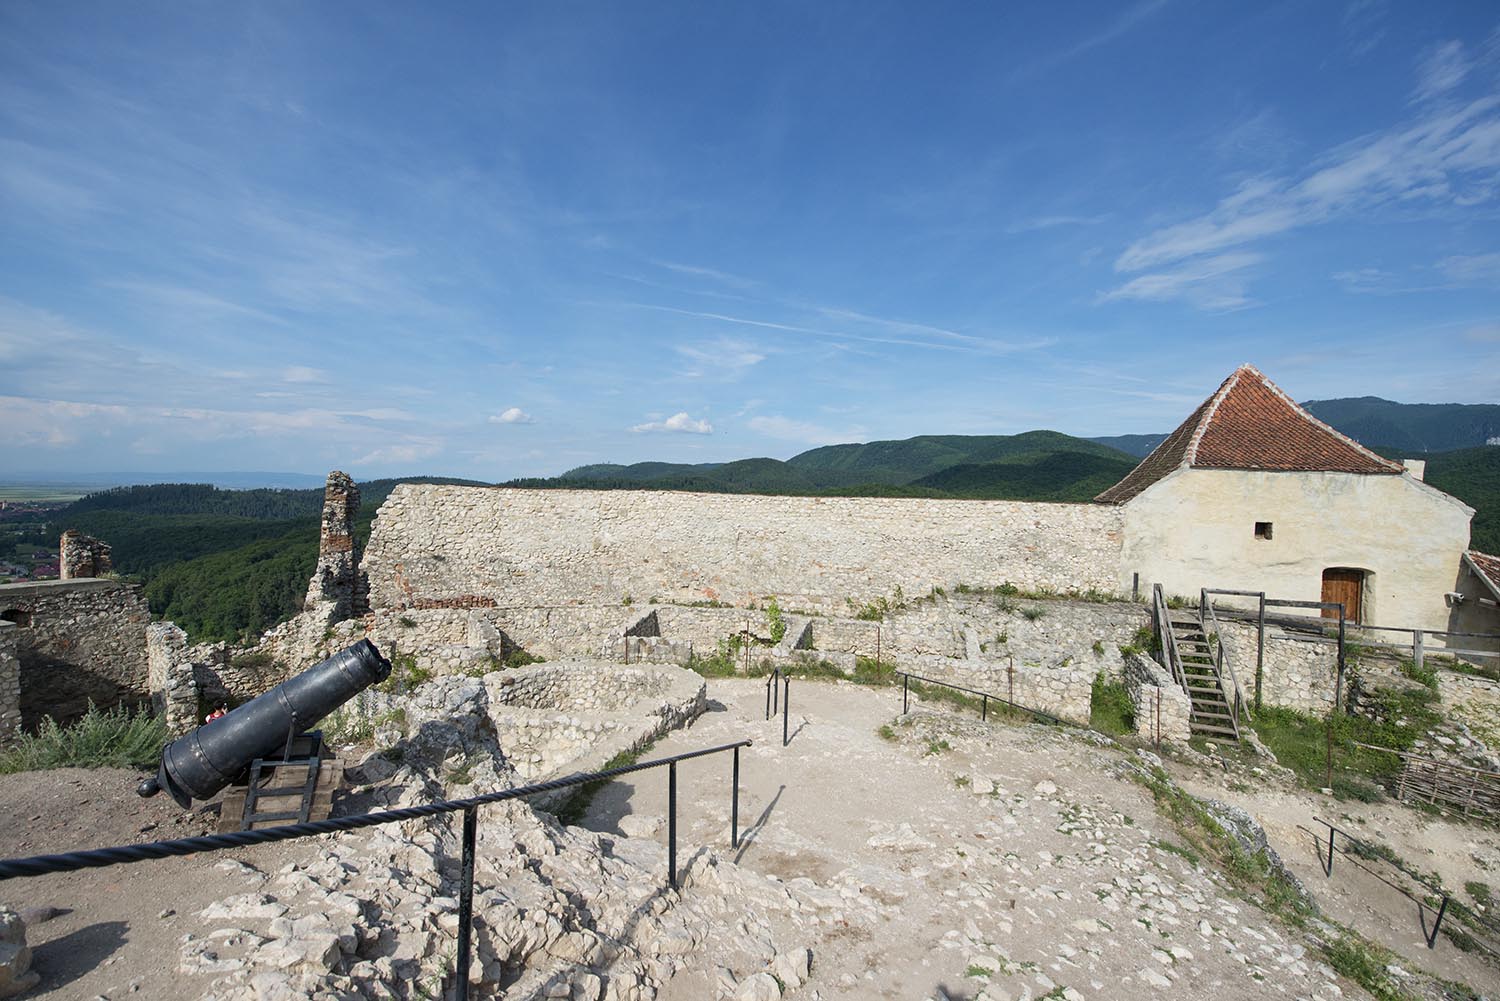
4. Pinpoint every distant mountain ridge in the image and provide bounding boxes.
[542,430,1138,502]
[1301,398,1500,453]
[1091,398,1500,458]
